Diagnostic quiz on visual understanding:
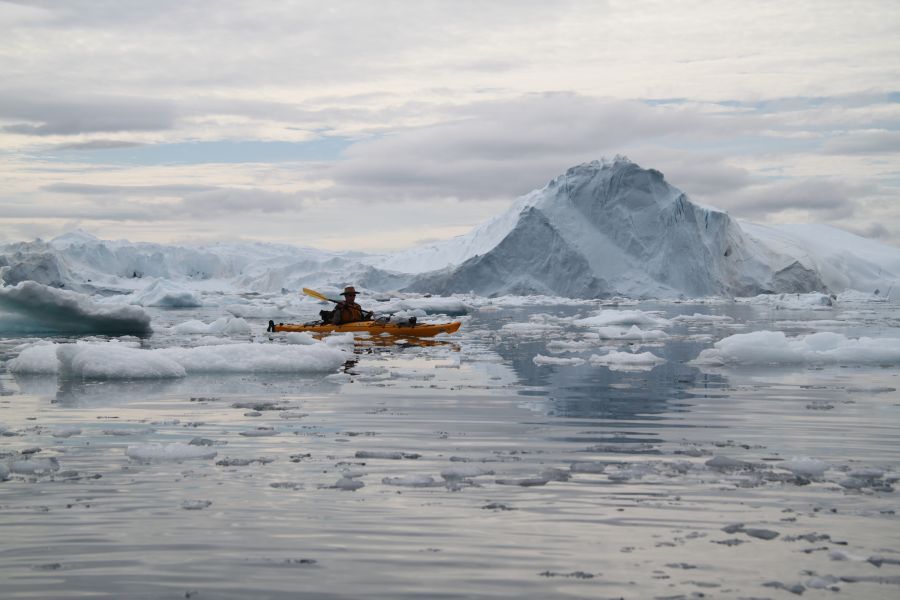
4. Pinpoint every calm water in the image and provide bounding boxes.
[1,299,899,599]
